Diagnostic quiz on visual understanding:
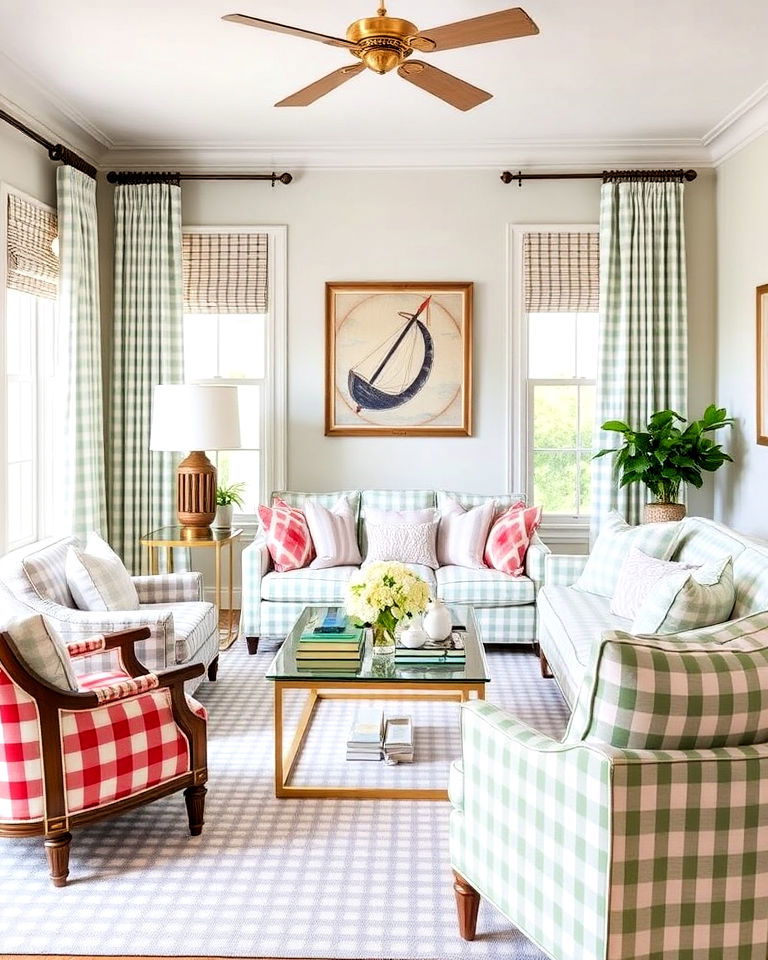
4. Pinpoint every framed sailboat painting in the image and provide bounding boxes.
[325,281,473,436]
